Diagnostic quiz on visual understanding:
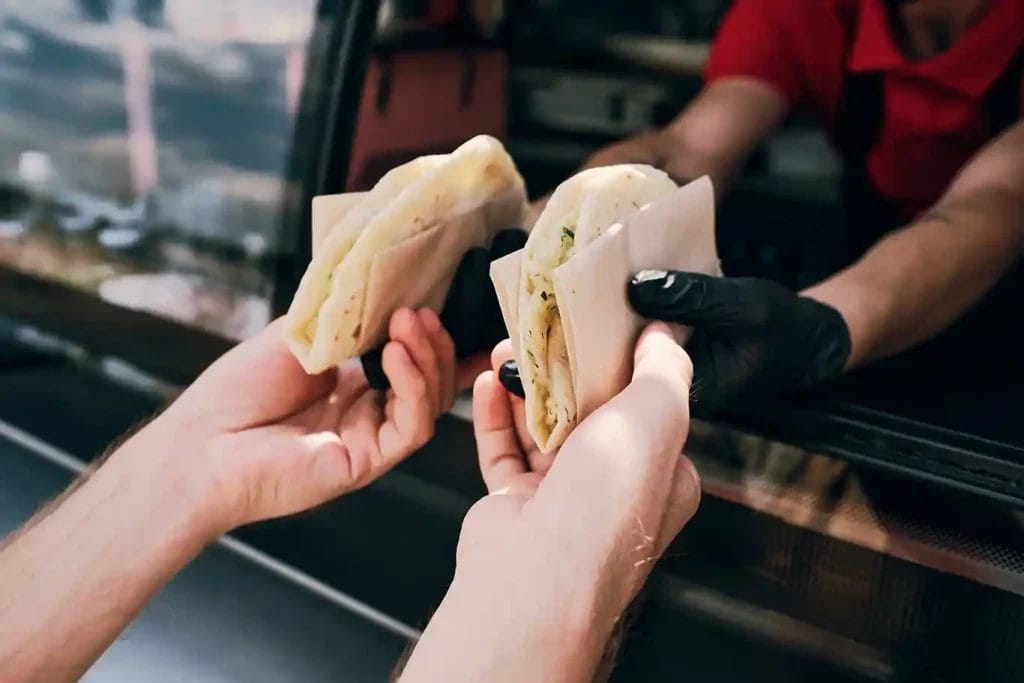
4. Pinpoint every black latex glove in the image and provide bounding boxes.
[627,270,851,413]
[497,270,852,411]
[361,228,528,391]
